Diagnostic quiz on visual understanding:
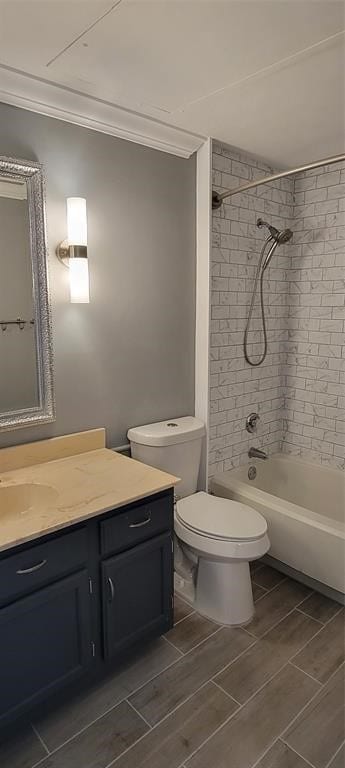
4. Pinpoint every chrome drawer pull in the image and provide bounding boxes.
[108,576,115,602]
[129,513,152,529]
[16,559,47,575]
